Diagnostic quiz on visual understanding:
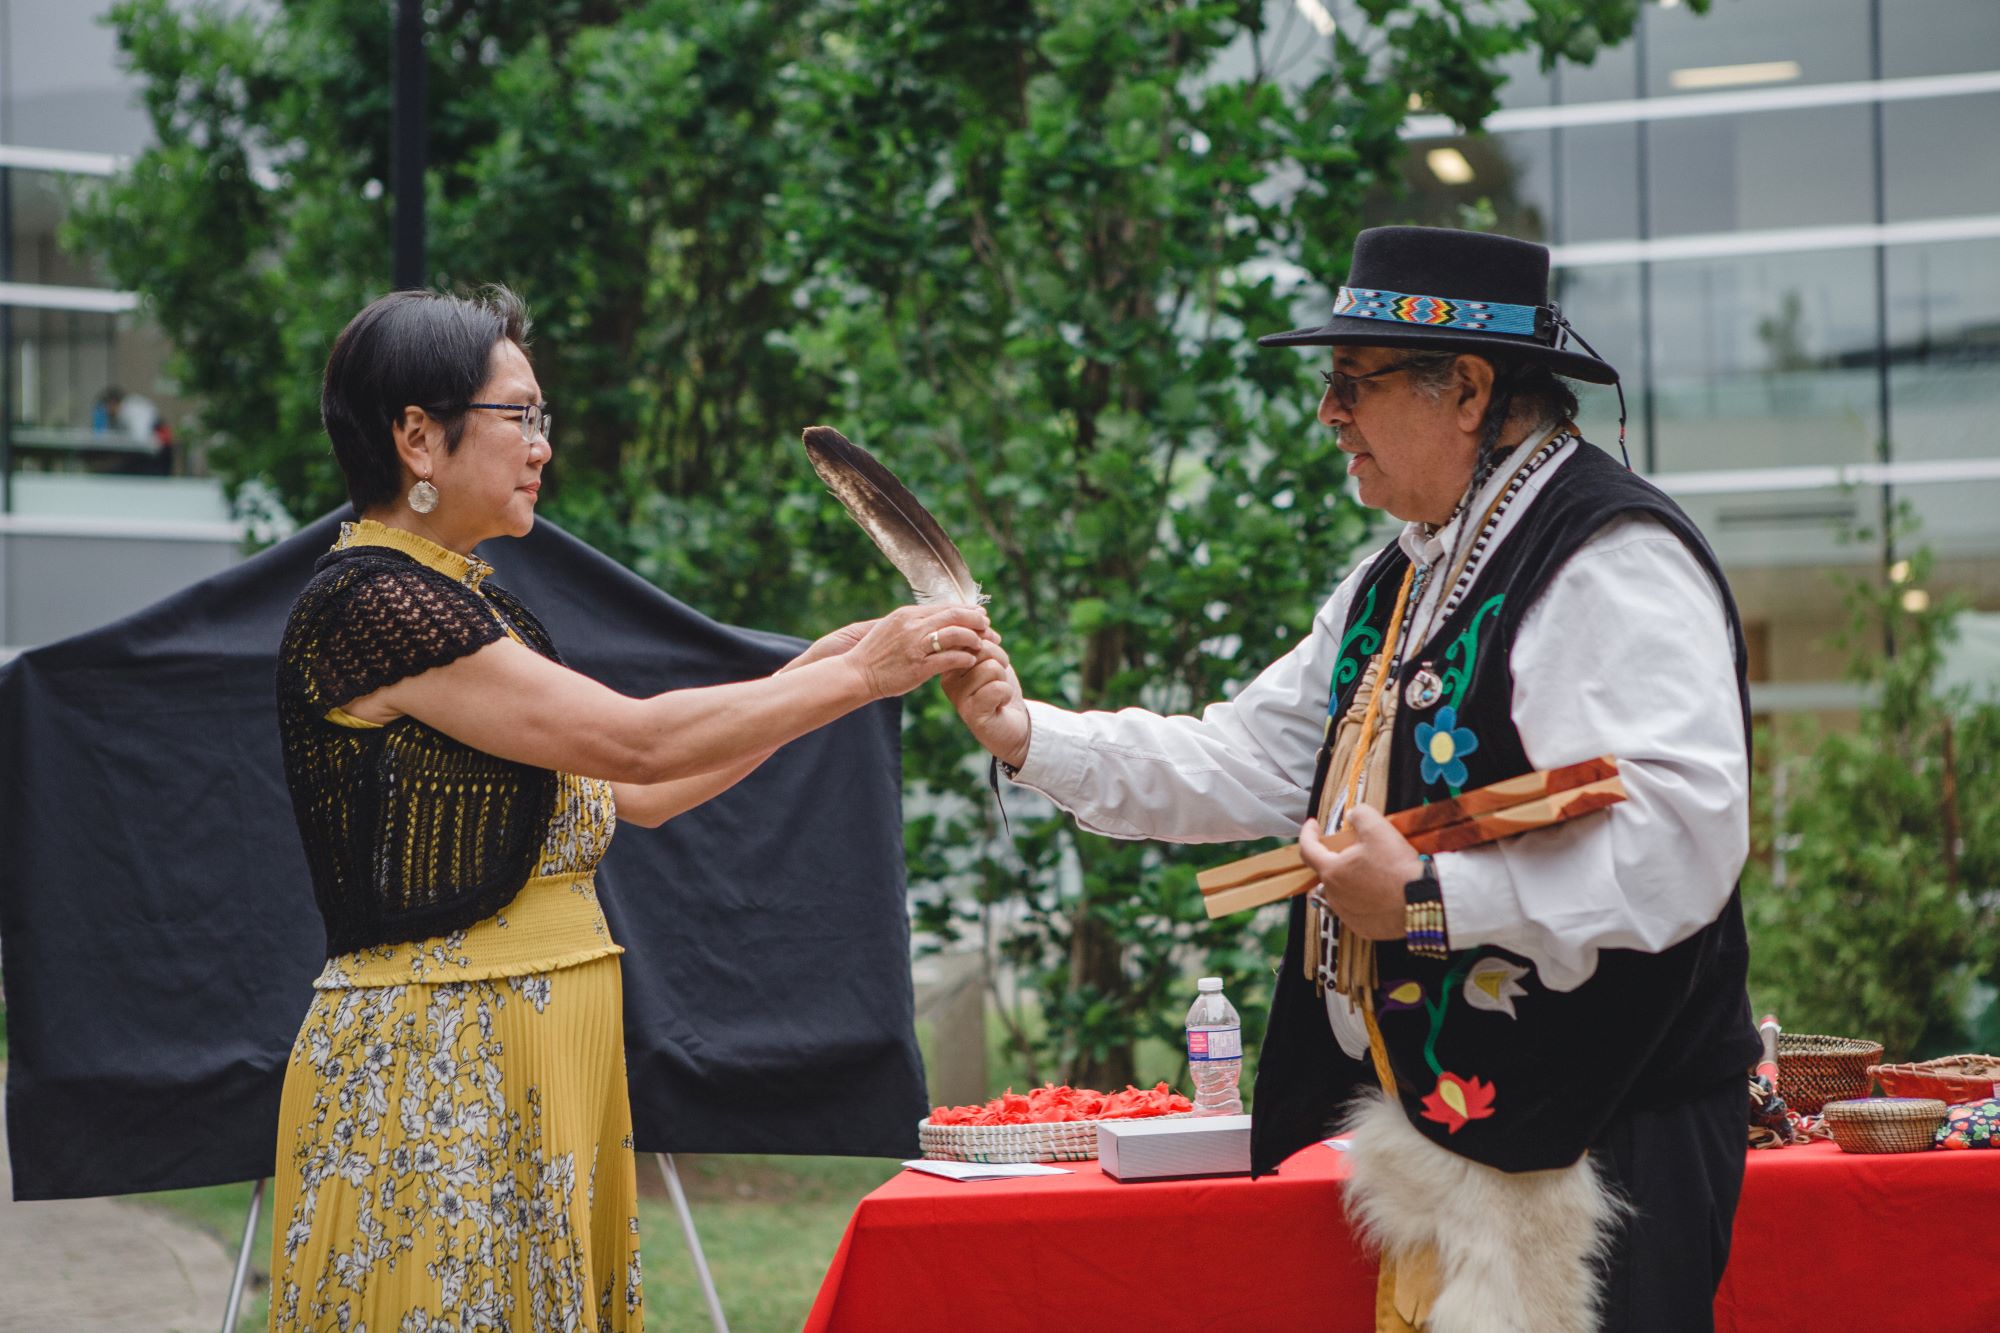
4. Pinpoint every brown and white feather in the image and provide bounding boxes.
[802,425,986,606]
